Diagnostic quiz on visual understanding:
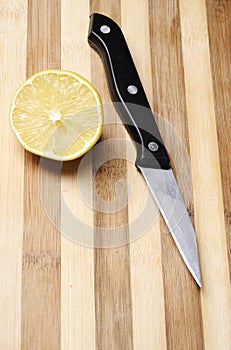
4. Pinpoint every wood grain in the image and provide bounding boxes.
[0,1,27,348]
[121,1,167,349]
[0,0,231,349]
[149,1,204,349]
[90,2,133,349]
[206,0,231,280]
[61,0,95,349]
[22,1,61,349]
[179,0,231,348]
